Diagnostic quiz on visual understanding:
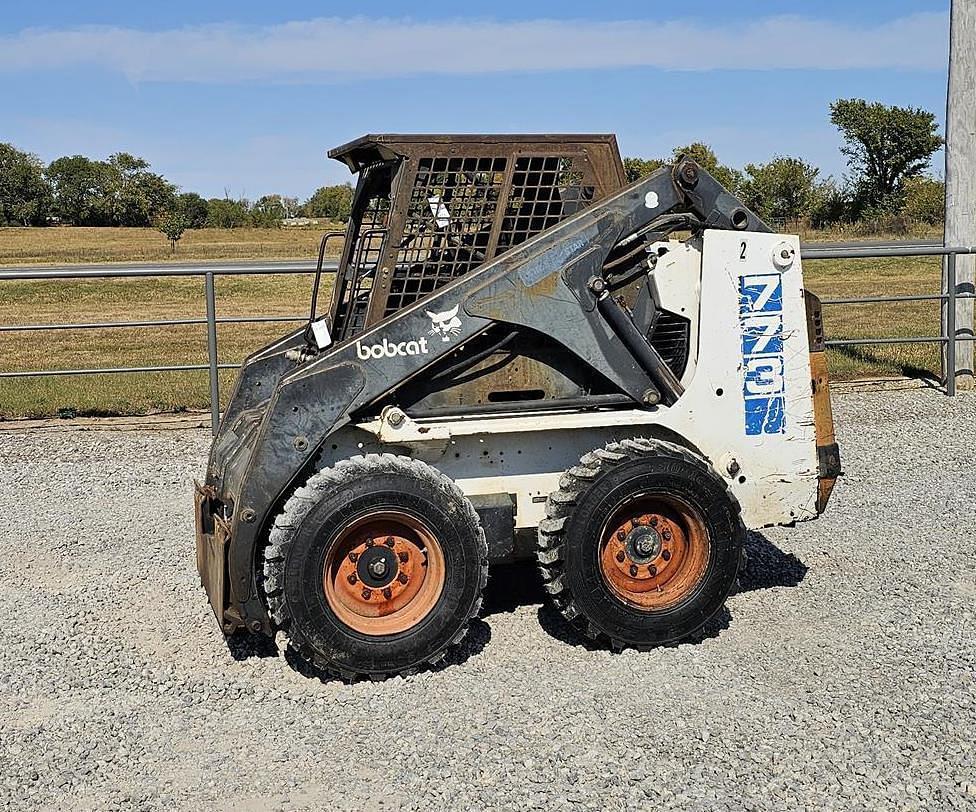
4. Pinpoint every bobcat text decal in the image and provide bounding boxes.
[738,273,786,435]
[355,304,462,360]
